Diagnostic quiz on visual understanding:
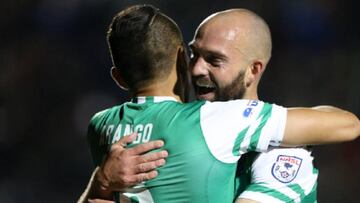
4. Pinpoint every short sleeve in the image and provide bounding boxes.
[200,100,287,163]
[87,112,108,167]
[238,148,318,202]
